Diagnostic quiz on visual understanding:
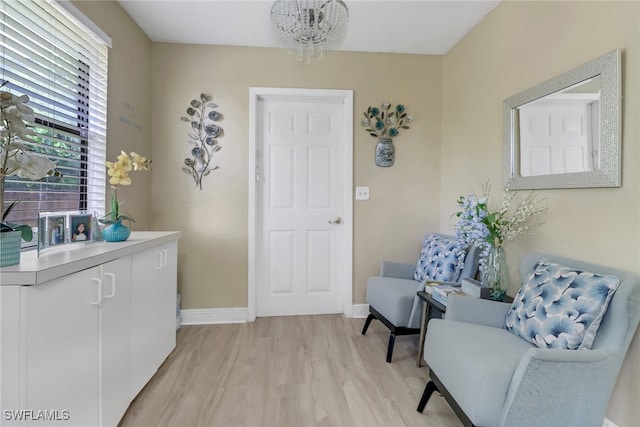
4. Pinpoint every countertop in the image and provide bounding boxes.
[0,231,181,286]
